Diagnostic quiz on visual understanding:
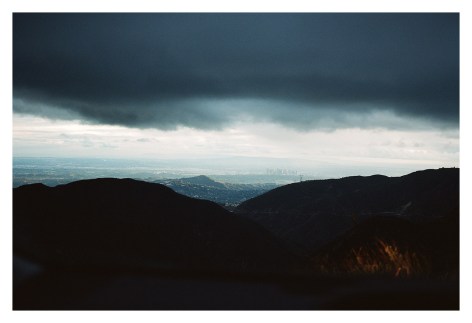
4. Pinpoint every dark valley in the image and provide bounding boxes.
[154,175,278,208]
